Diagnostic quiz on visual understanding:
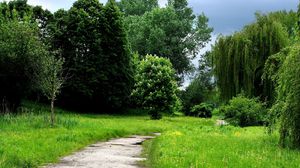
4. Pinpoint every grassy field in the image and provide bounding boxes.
[0,102,300,168]
[144,121,300,168]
